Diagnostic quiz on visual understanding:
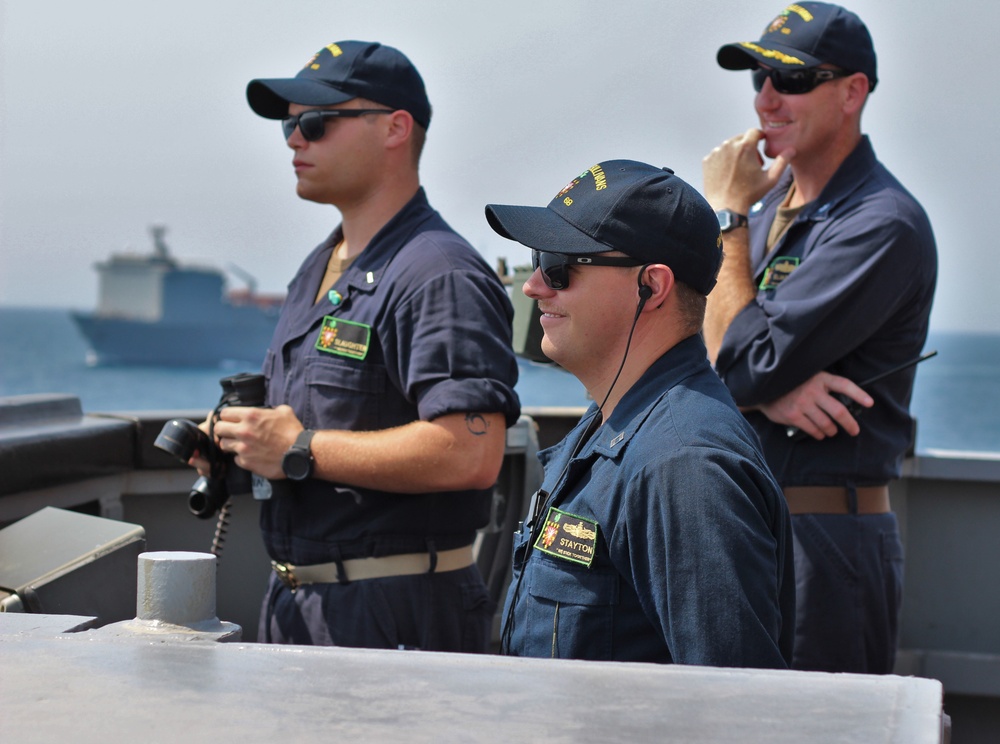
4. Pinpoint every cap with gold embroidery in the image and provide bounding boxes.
[485,160,722,296]
[717,2,877,91]
[247,40,431,128]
